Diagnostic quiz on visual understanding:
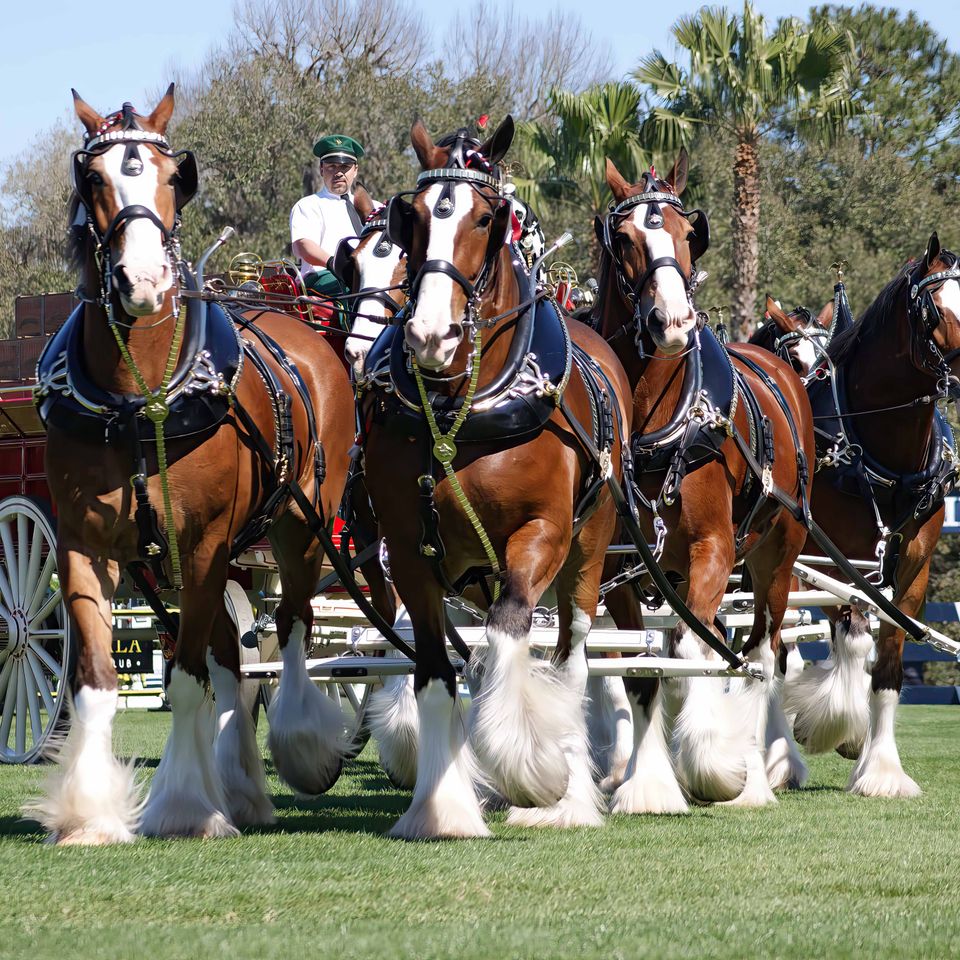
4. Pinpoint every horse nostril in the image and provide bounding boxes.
[447,323,464,341]
[113,265,133,295]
